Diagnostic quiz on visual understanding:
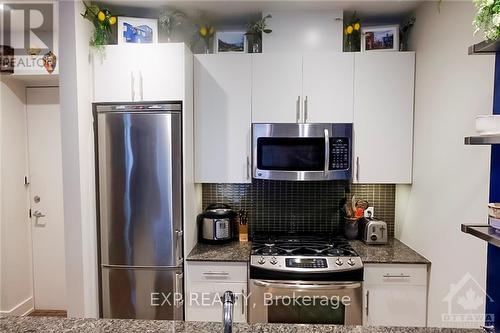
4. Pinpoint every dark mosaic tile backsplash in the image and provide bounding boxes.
[202,181,396,238]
